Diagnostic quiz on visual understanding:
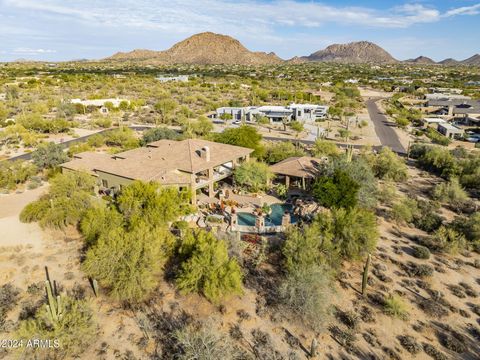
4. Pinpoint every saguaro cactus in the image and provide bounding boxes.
[310,338,318,358]
[345,144,354,163]
[362,254,371,296]
[45,268,63,324]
